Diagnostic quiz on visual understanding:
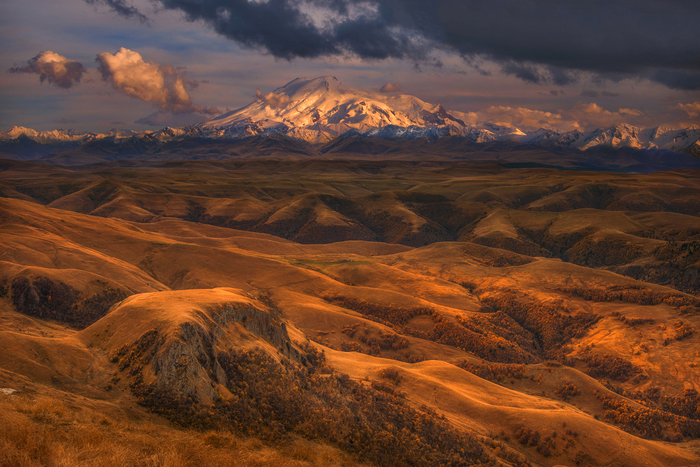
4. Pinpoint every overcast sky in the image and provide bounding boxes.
[1,0,699,132]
